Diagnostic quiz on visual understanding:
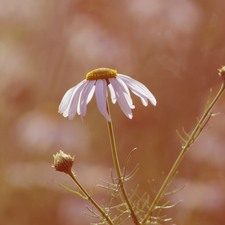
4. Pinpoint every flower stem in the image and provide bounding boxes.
[68,171,114,225]
[141,82,225,224]
[106,100,140,225]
